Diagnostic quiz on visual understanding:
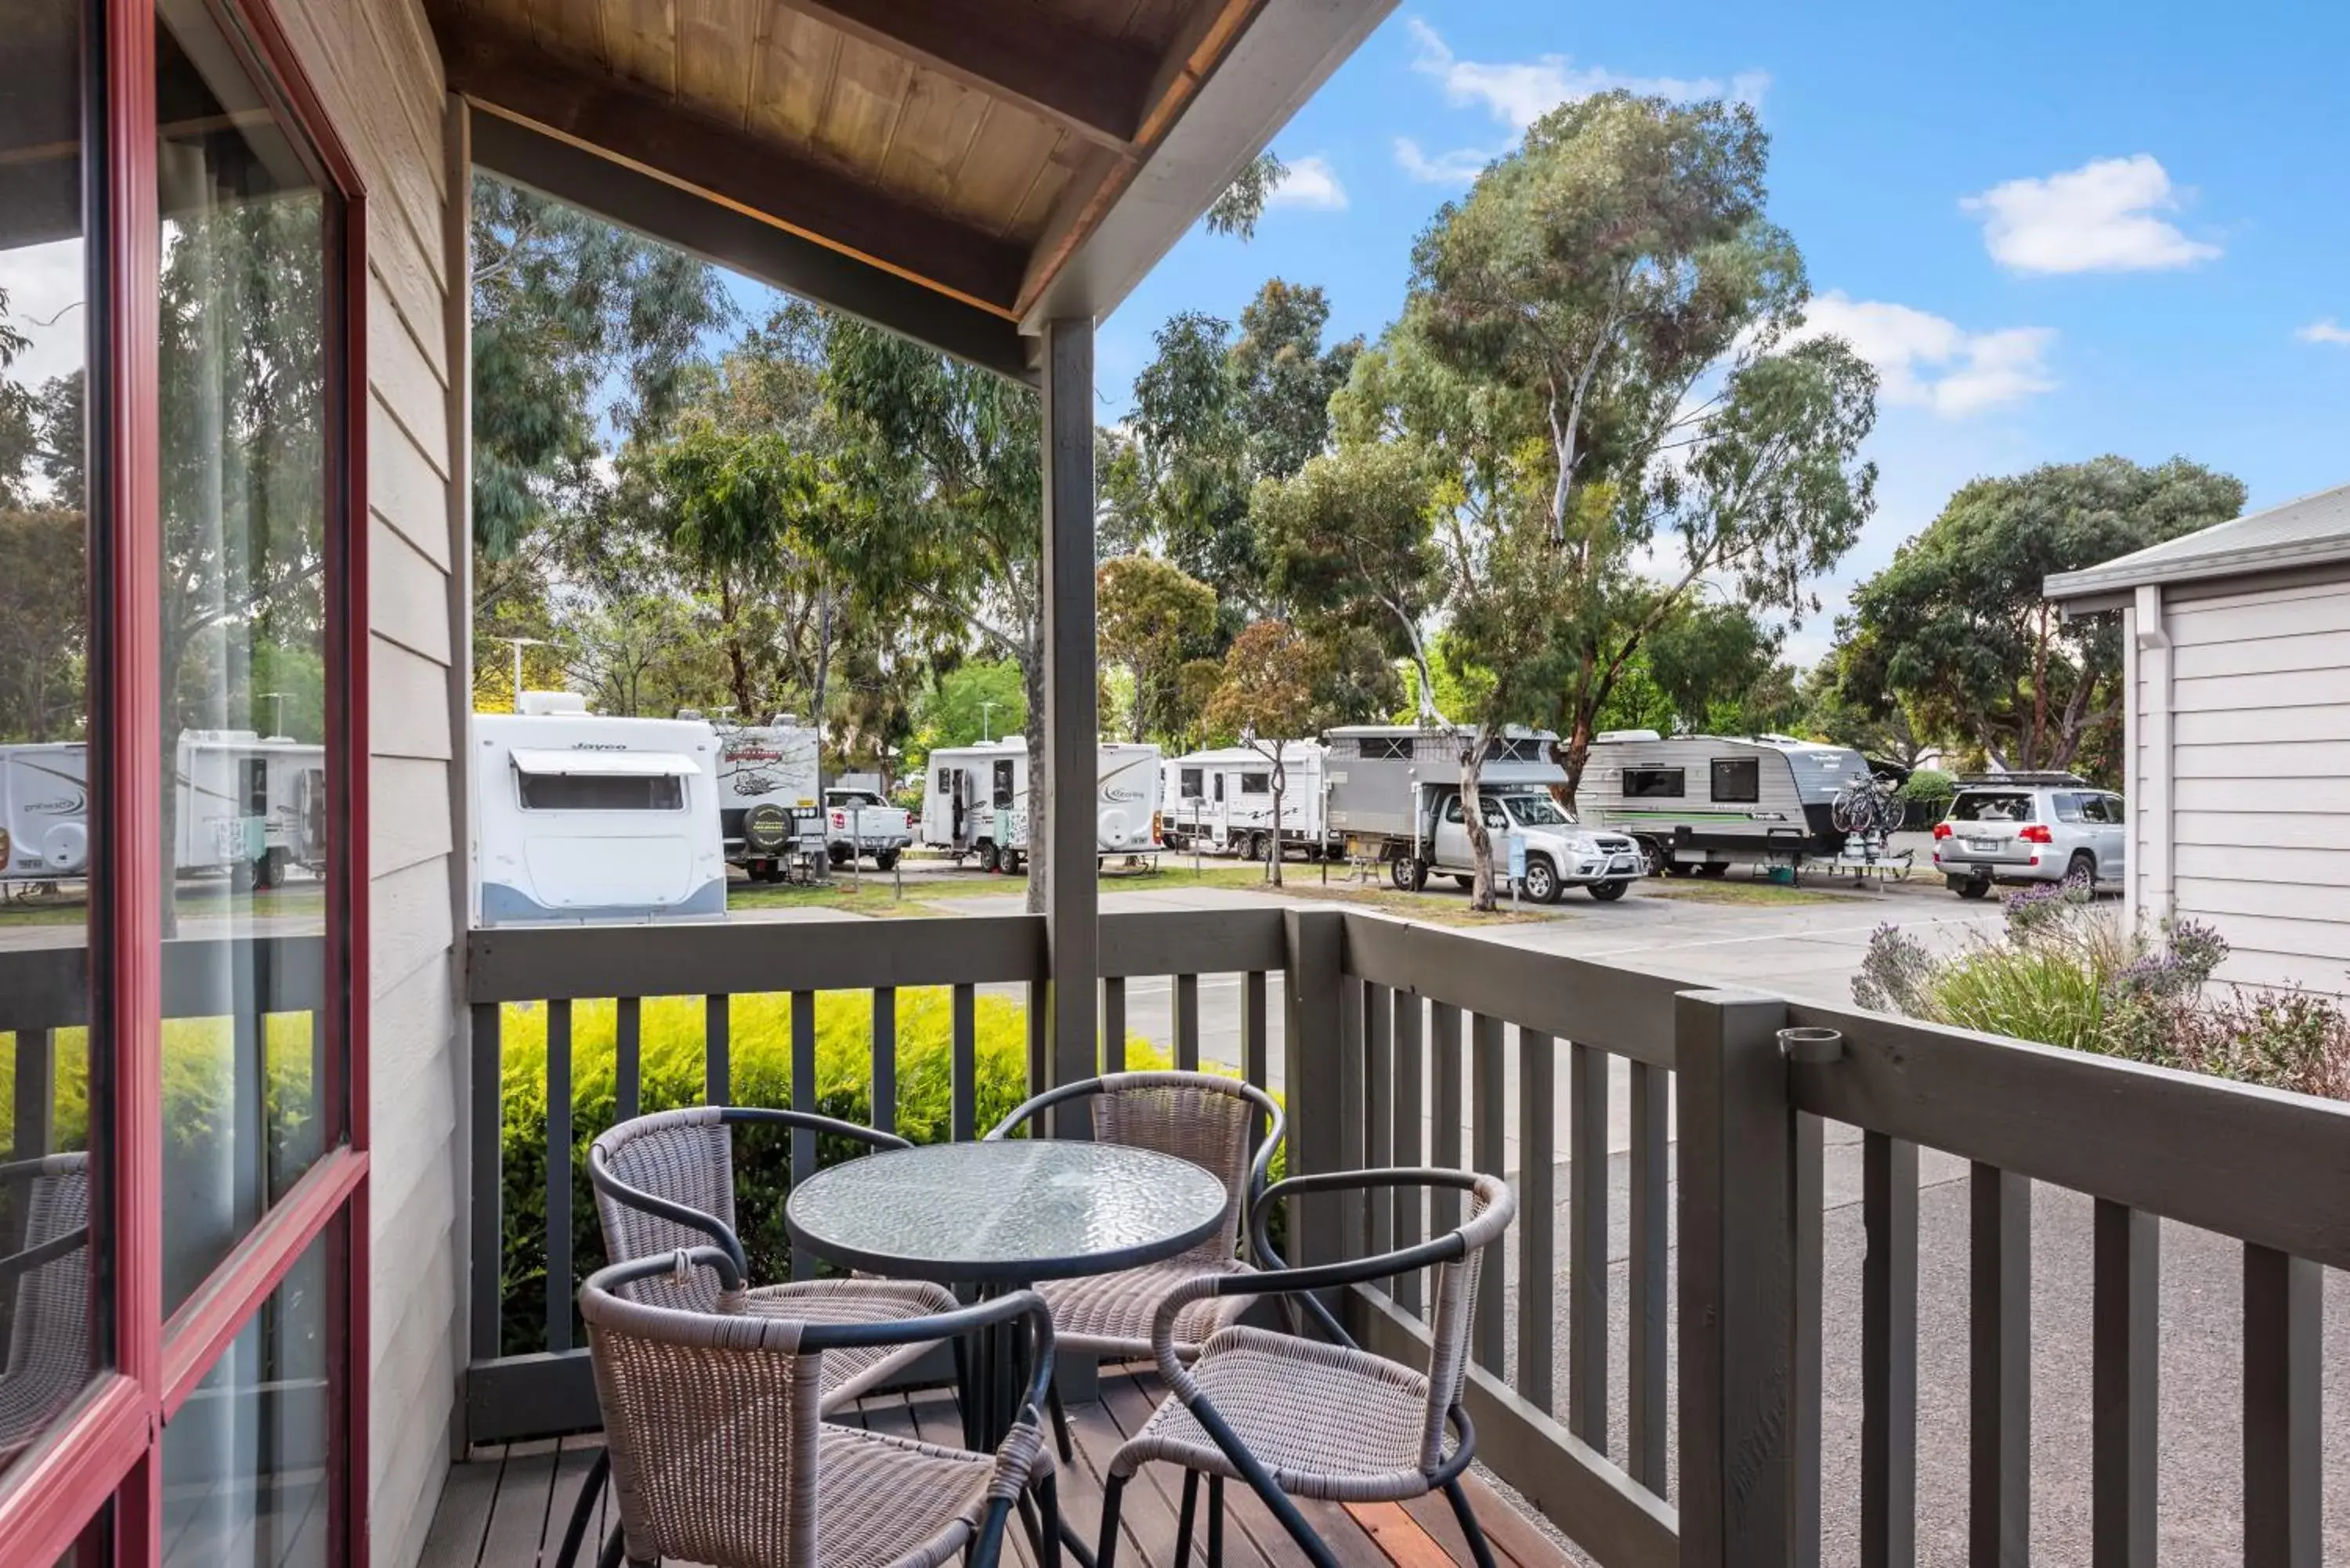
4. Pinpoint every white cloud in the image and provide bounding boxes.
[1961,155,2220,274]
[2296,318,2350,345]
[0,238,89,393]
[1393,137,1492,187]
[1267,154,1347,212]
[1795,292,2057,417]
[1405,18,1766,132]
